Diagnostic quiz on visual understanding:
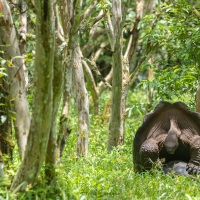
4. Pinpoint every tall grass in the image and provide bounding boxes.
[1,90,199,199]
